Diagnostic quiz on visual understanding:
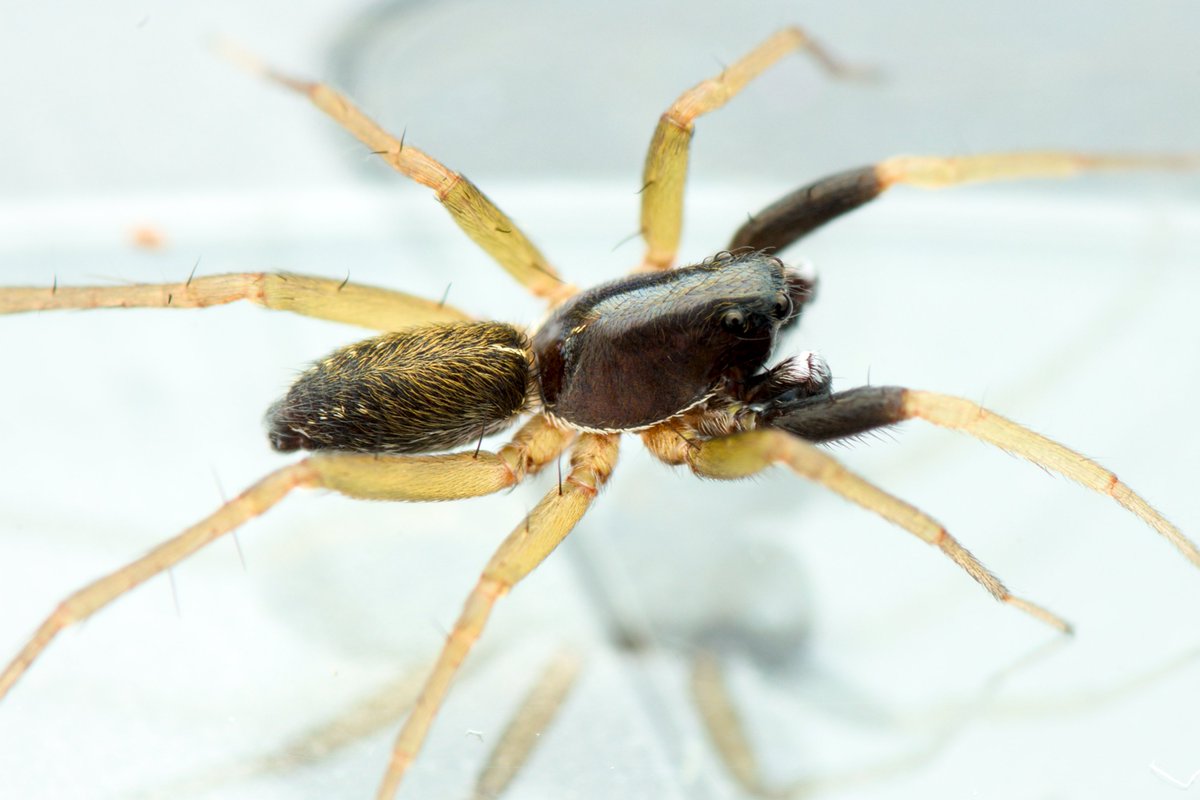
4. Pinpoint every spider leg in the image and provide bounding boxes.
[690,650,767,795]
[761,386,1200,570]
[639,27,866,271]
[377,433,619,799]
[676,426,1070,632]
[730,152,1199,254]
[471,648,583,800]
[221,44,571,305]
[129,664,433,798]
[0,271,472,331]
[0,414,573,704]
